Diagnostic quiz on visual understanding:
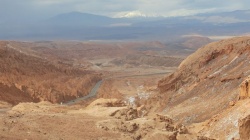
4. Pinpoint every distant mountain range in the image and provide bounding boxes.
[0,10,250,41]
